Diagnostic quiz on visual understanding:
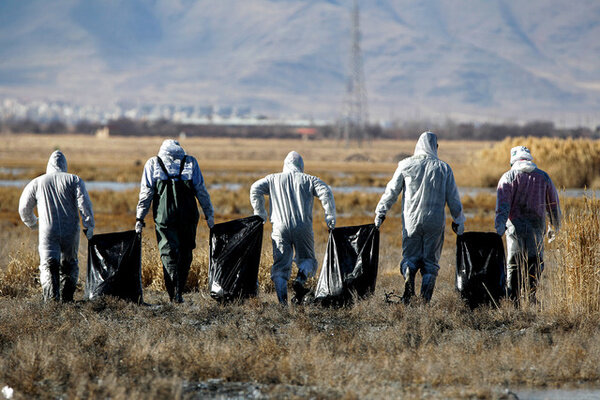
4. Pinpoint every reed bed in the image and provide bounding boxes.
[546,196,600,314]
[473,137,600,188]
